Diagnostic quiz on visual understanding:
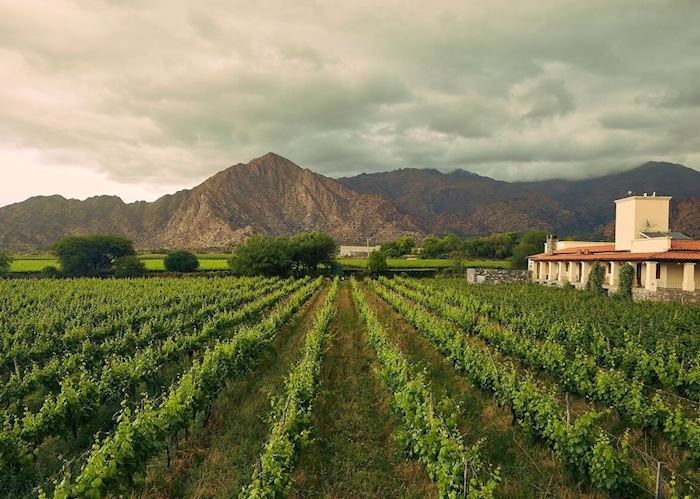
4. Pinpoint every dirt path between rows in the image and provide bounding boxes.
[289,281,435,498]
[140,284,329,499]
